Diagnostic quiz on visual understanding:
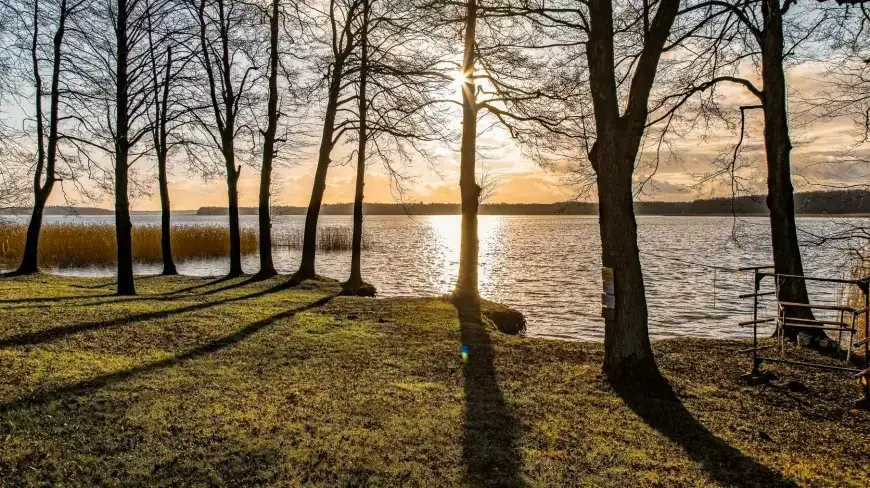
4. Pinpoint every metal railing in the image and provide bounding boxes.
[739,266,870,408]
